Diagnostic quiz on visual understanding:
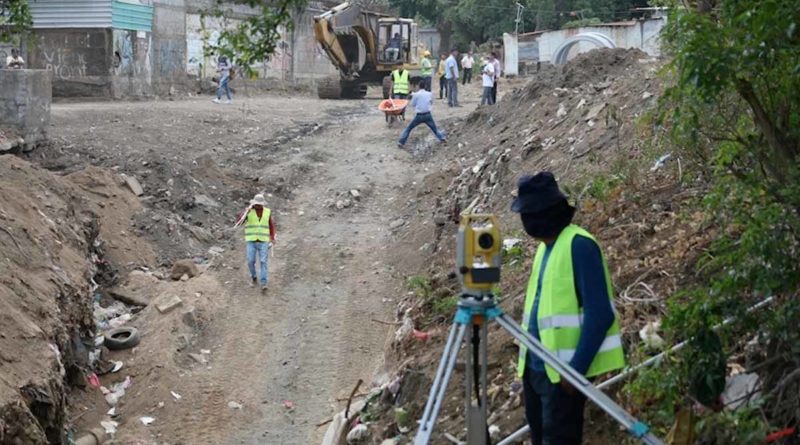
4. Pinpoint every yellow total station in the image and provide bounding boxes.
[456,214,502,294]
